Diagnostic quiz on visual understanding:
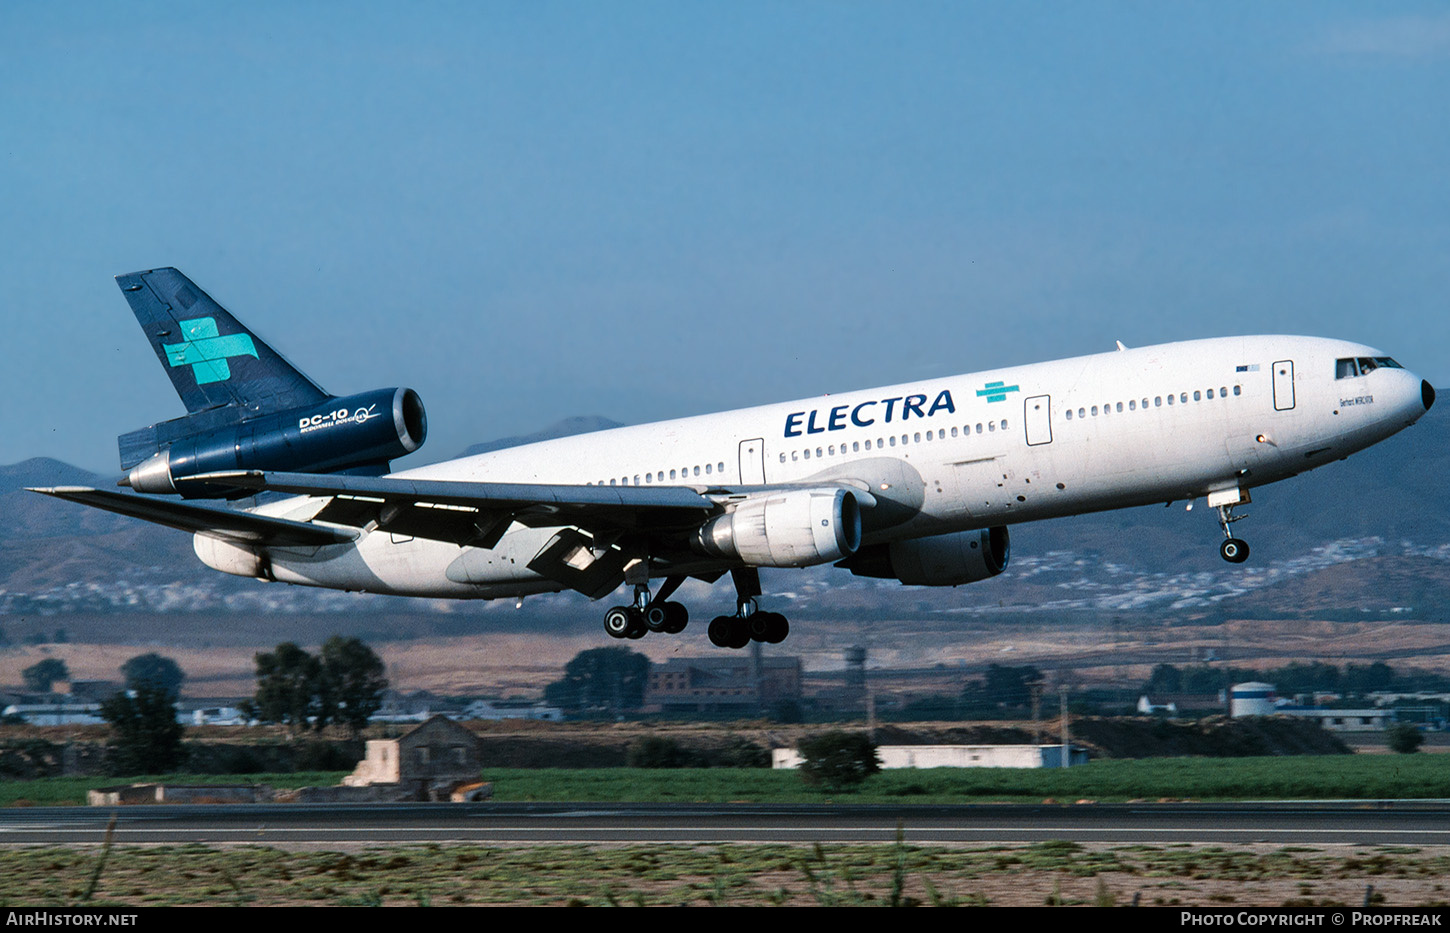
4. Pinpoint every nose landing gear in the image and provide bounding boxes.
[1209,489,1251,564]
